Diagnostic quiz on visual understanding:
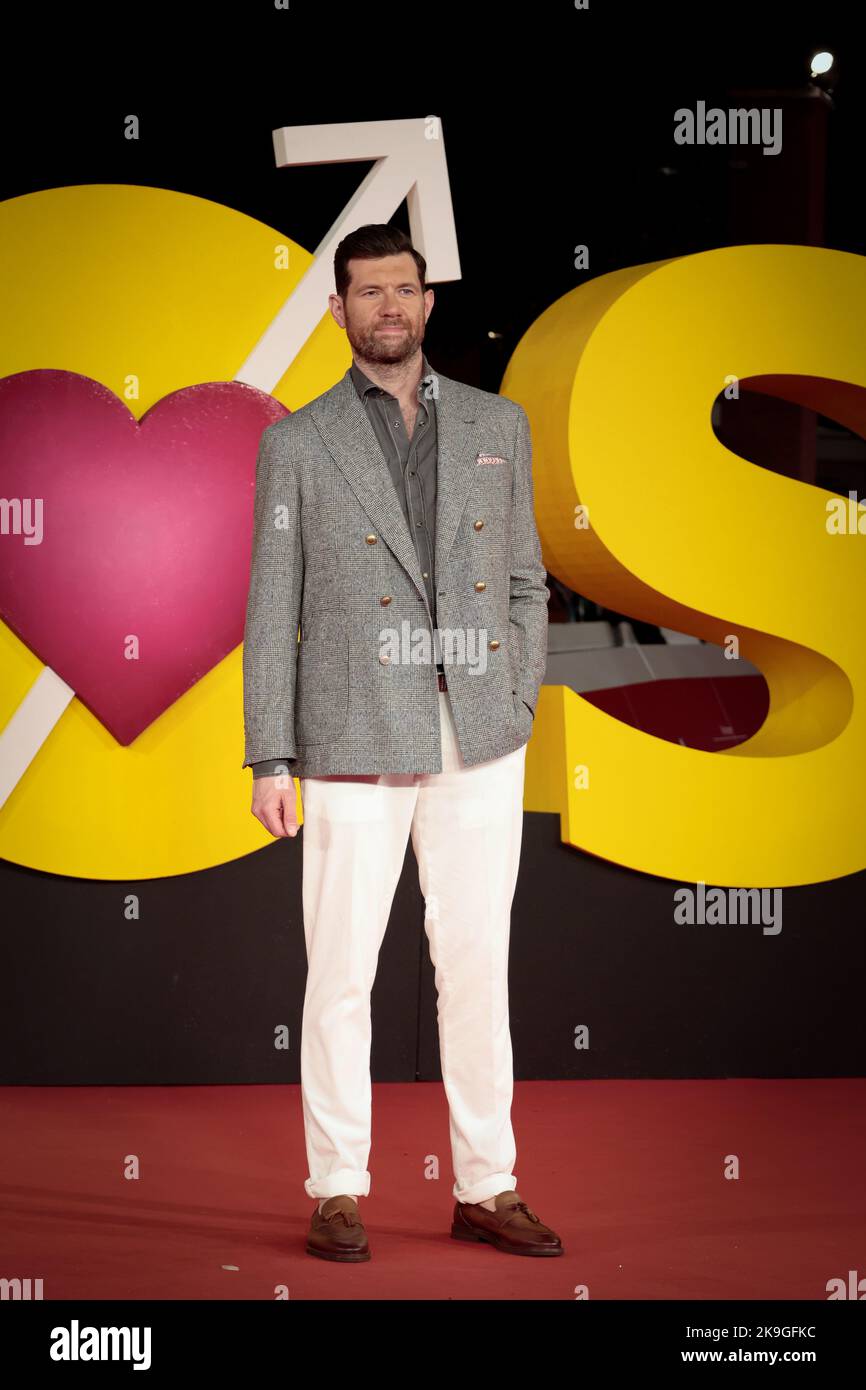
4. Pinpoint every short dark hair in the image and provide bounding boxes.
[334,224,427,302]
